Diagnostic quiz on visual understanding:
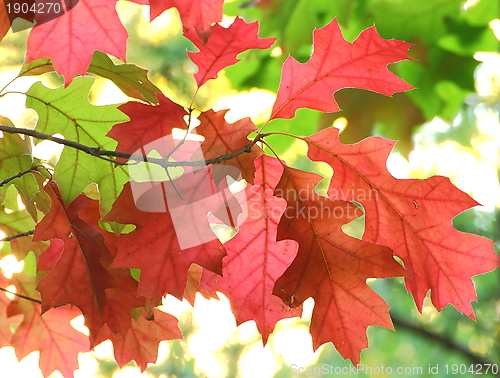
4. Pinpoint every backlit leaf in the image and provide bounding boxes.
[270,19,414,120]
[26,0,128,85]
[26,78,129,213]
